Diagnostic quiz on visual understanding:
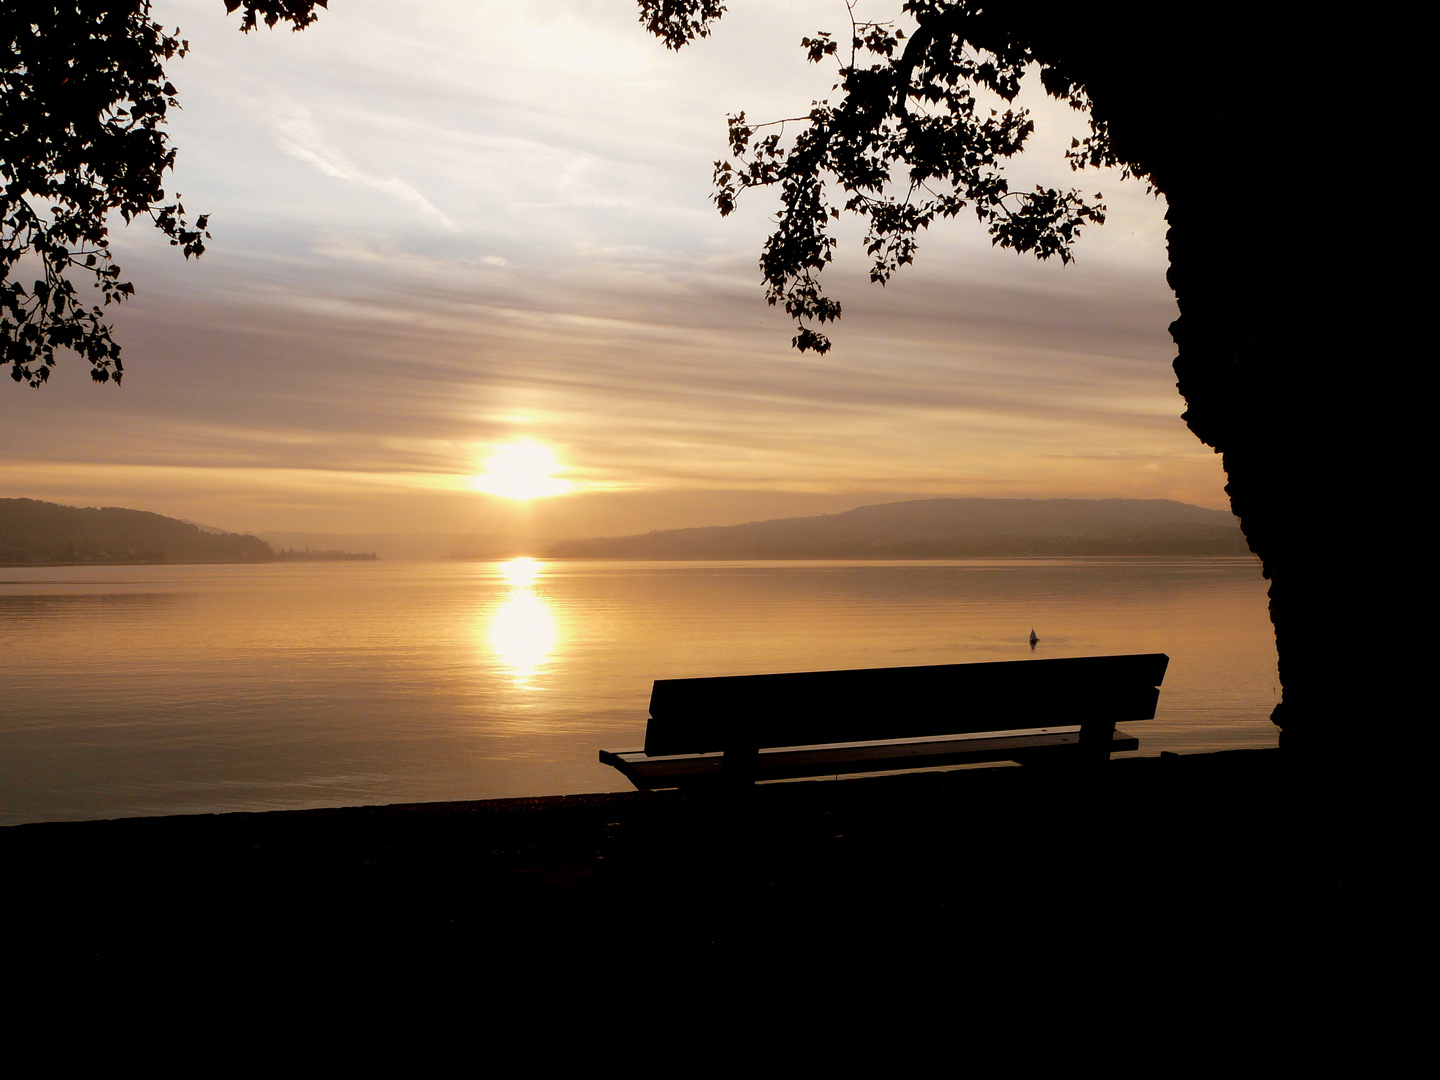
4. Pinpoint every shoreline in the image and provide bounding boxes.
[4,748,1392,1007]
